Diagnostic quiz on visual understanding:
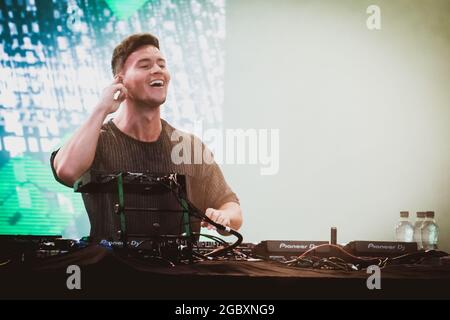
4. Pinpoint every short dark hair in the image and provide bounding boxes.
[111,33,160,76]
